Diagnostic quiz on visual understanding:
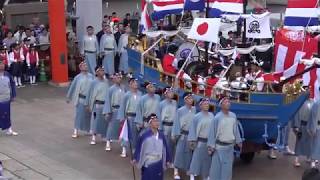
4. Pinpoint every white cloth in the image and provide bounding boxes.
[244,12,272,39]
